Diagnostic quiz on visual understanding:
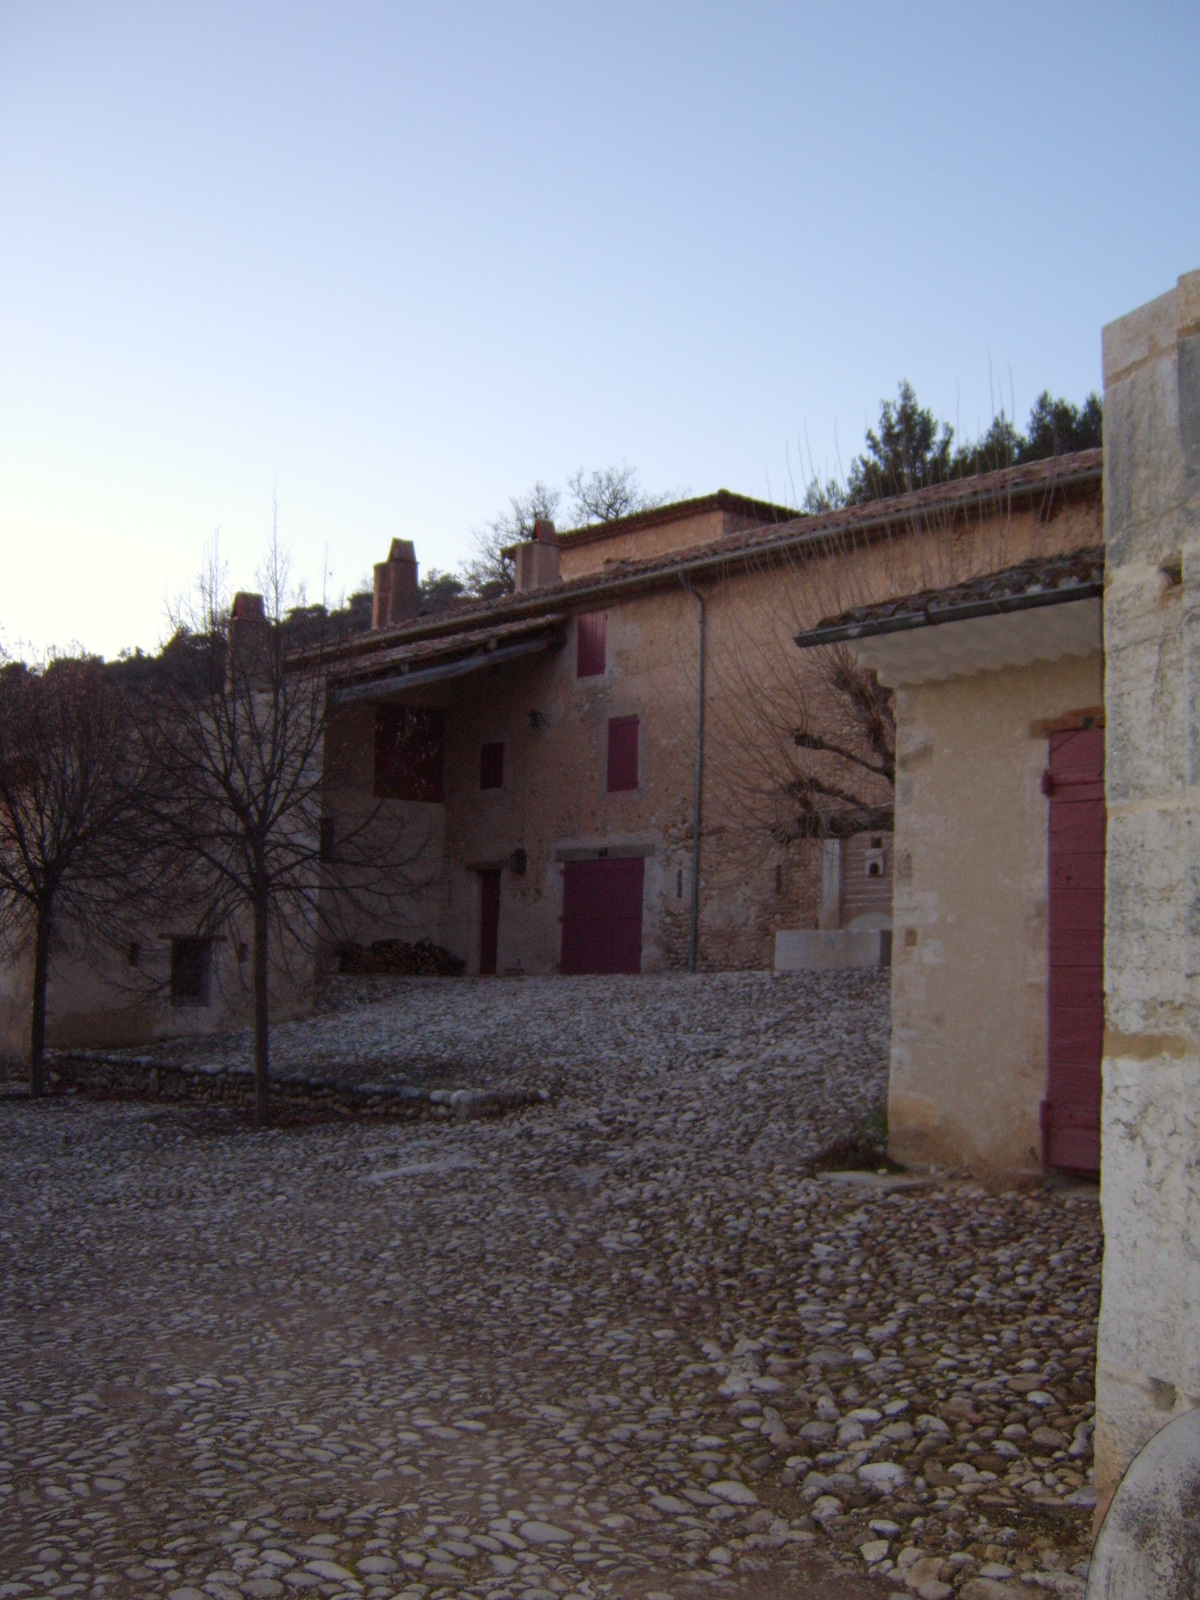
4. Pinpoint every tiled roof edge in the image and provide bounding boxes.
[303,451,1103,669]
[794,545,1105,649]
